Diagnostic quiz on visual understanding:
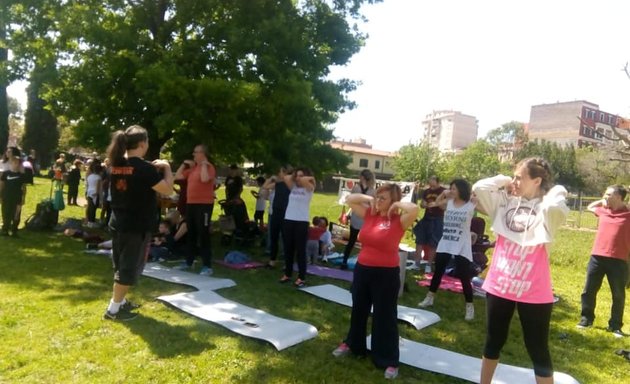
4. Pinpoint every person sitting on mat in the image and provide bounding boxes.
[417,179,477,320]
[332,183,418,380]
